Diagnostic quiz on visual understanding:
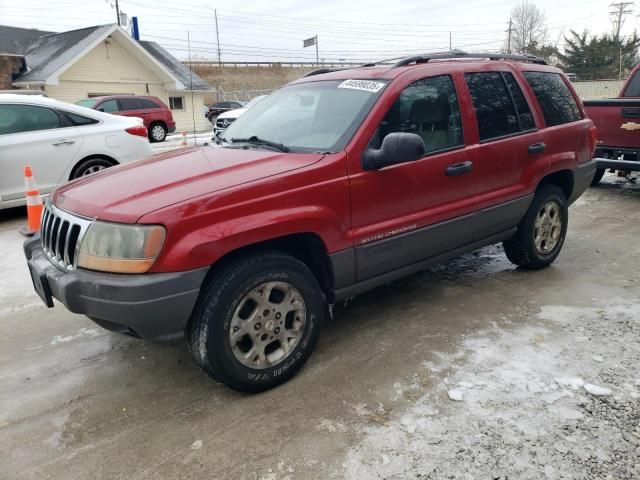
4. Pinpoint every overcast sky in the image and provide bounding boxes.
[0,0,632,62]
